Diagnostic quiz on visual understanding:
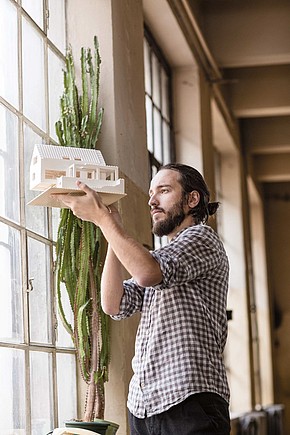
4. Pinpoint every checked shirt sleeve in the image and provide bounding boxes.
[151,225,224,290]
[111,278,145,320]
